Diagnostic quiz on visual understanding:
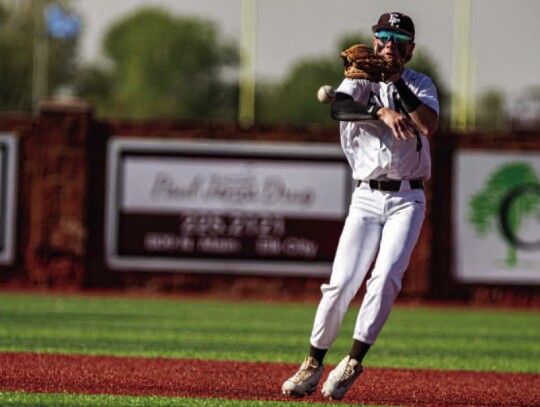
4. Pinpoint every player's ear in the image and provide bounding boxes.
[405,42,415,62]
